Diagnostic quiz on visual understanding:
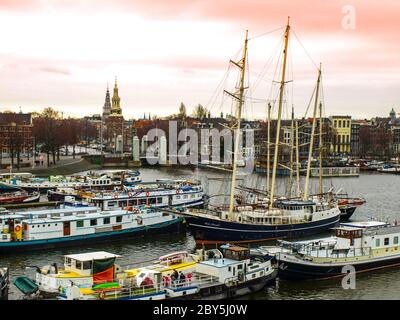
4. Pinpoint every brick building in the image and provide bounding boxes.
[0,112,33,162]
